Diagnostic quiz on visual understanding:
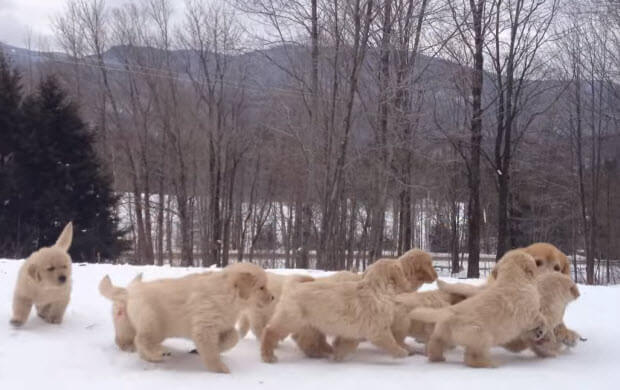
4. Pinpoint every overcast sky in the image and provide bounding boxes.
[0,0,187,50]
[0,0,264,52]
[0,0,60,48]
